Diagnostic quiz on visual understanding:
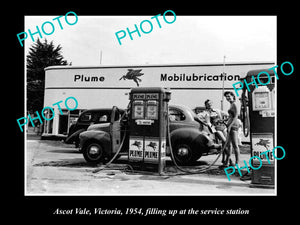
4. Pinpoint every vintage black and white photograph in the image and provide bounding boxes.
[21,14,280,197]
